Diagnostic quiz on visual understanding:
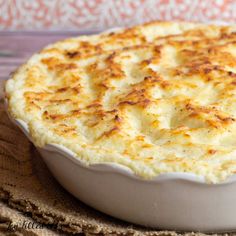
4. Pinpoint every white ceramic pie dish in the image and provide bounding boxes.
[4,97,236,233]
[5,25,236,232]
